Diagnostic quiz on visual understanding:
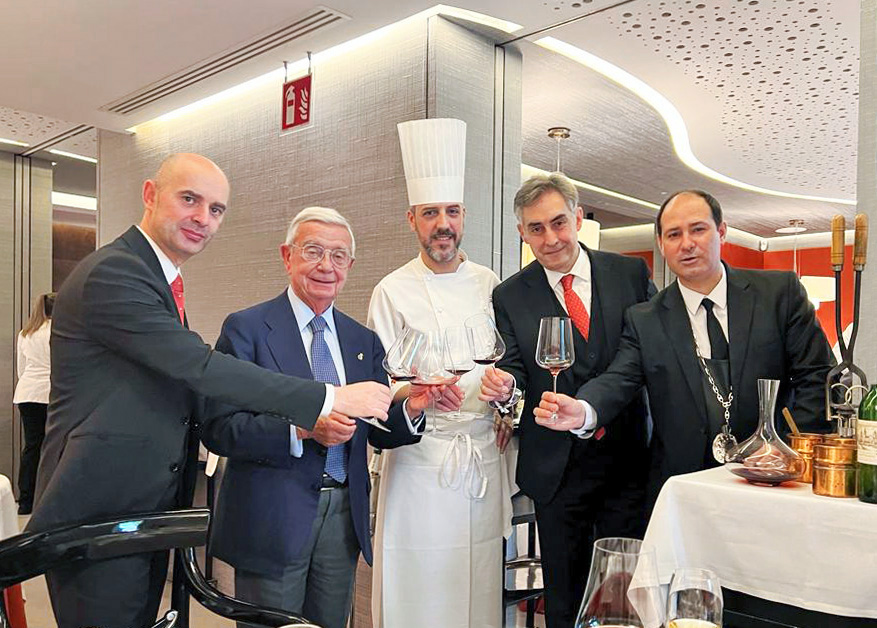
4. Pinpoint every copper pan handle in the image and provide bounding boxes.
[831,215,846,270]
[854,213,868,270]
